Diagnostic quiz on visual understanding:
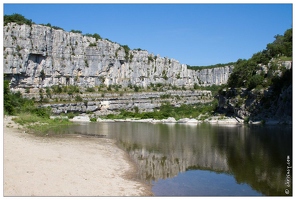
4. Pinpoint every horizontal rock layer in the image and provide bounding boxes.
[34,90,213,115]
